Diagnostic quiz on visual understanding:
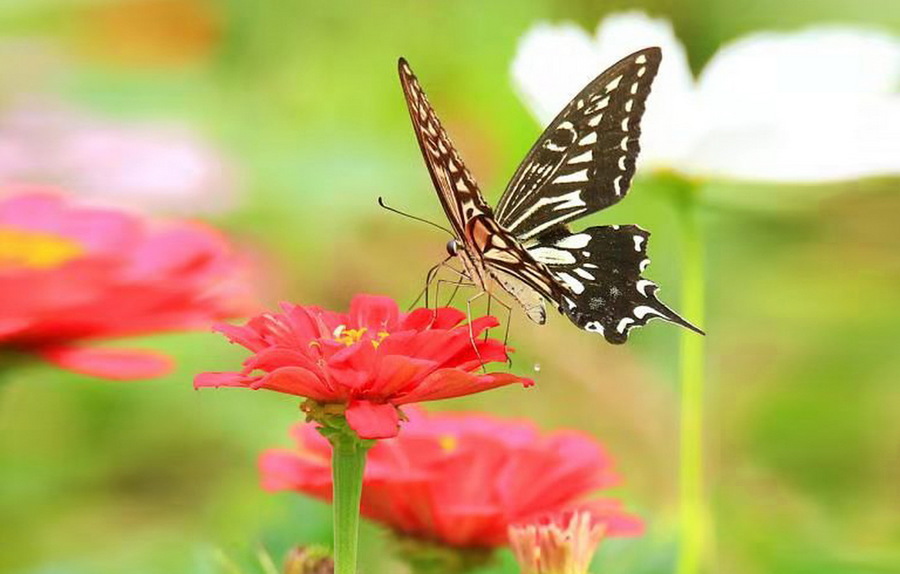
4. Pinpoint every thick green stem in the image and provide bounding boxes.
[324,423,372,574]
[674,184,707,574]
